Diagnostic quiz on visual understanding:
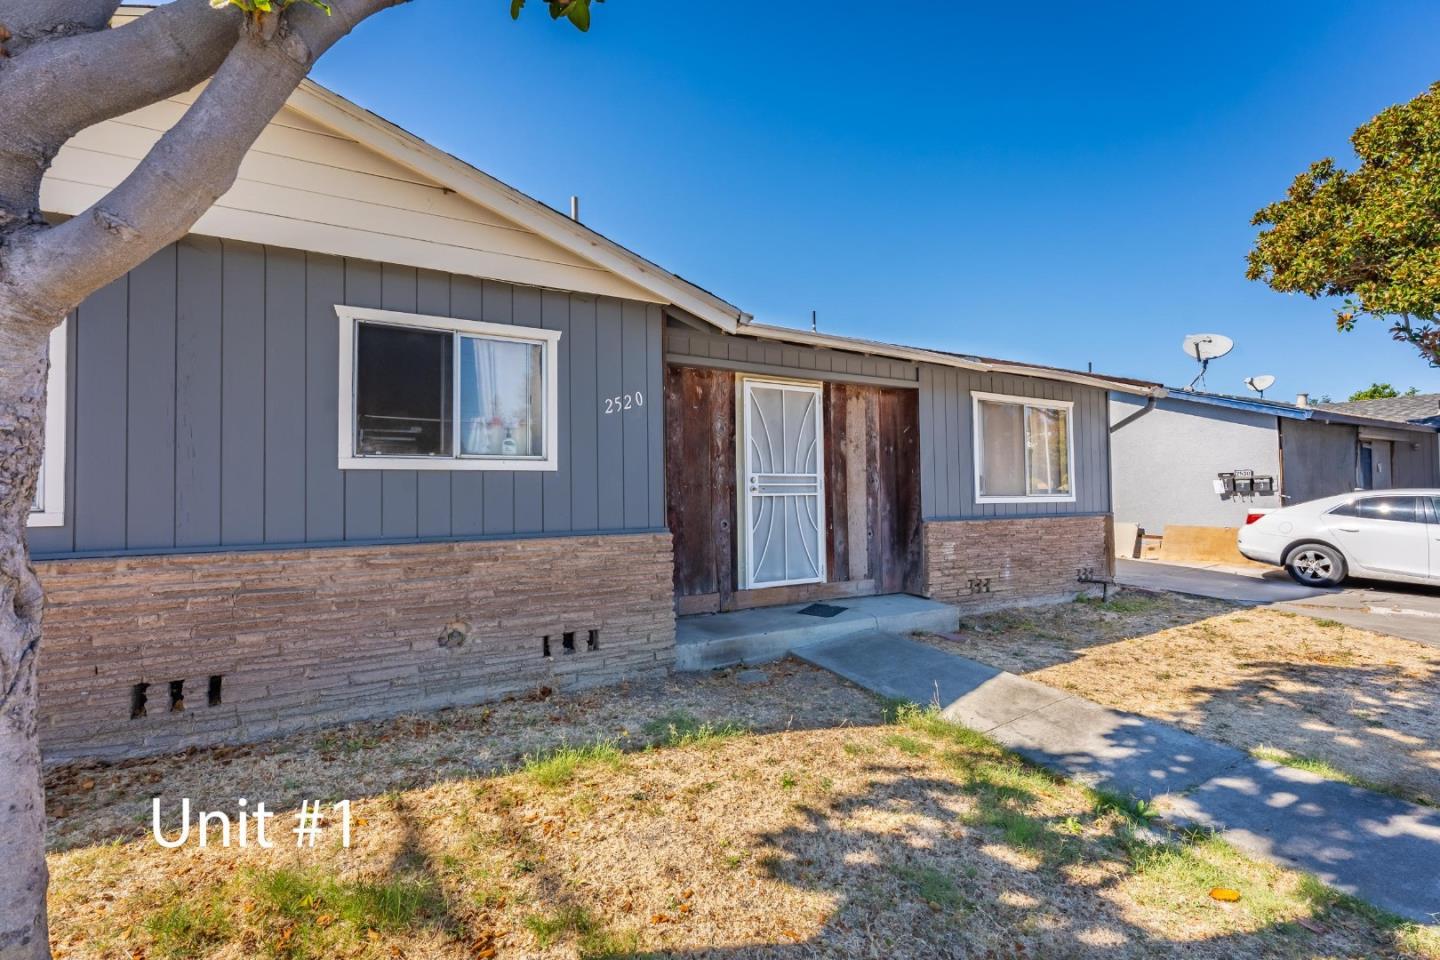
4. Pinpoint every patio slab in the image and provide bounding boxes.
[675,594,957,671]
